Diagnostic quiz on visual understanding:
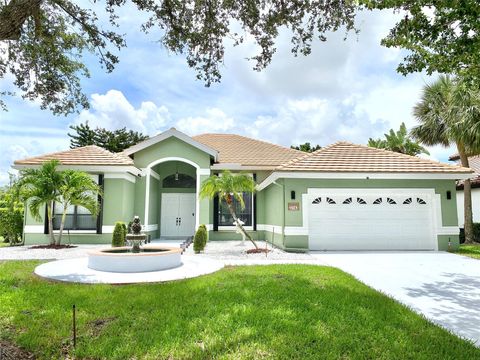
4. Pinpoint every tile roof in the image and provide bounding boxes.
[193,133,303,167]
[276,141,472,173]
[455,155,480,188]
[14,145,134,166]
